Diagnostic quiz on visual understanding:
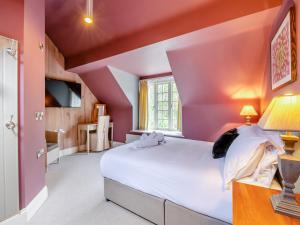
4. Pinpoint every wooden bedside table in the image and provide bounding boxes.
[233,182,300,225]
